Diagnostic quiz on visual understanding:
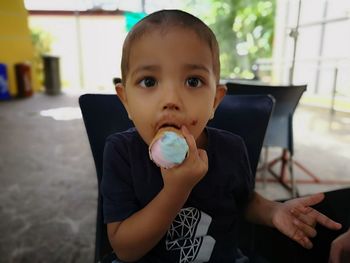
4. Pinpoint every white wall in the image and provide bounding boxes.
[272,0,350,98]
[29,13,126,92]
